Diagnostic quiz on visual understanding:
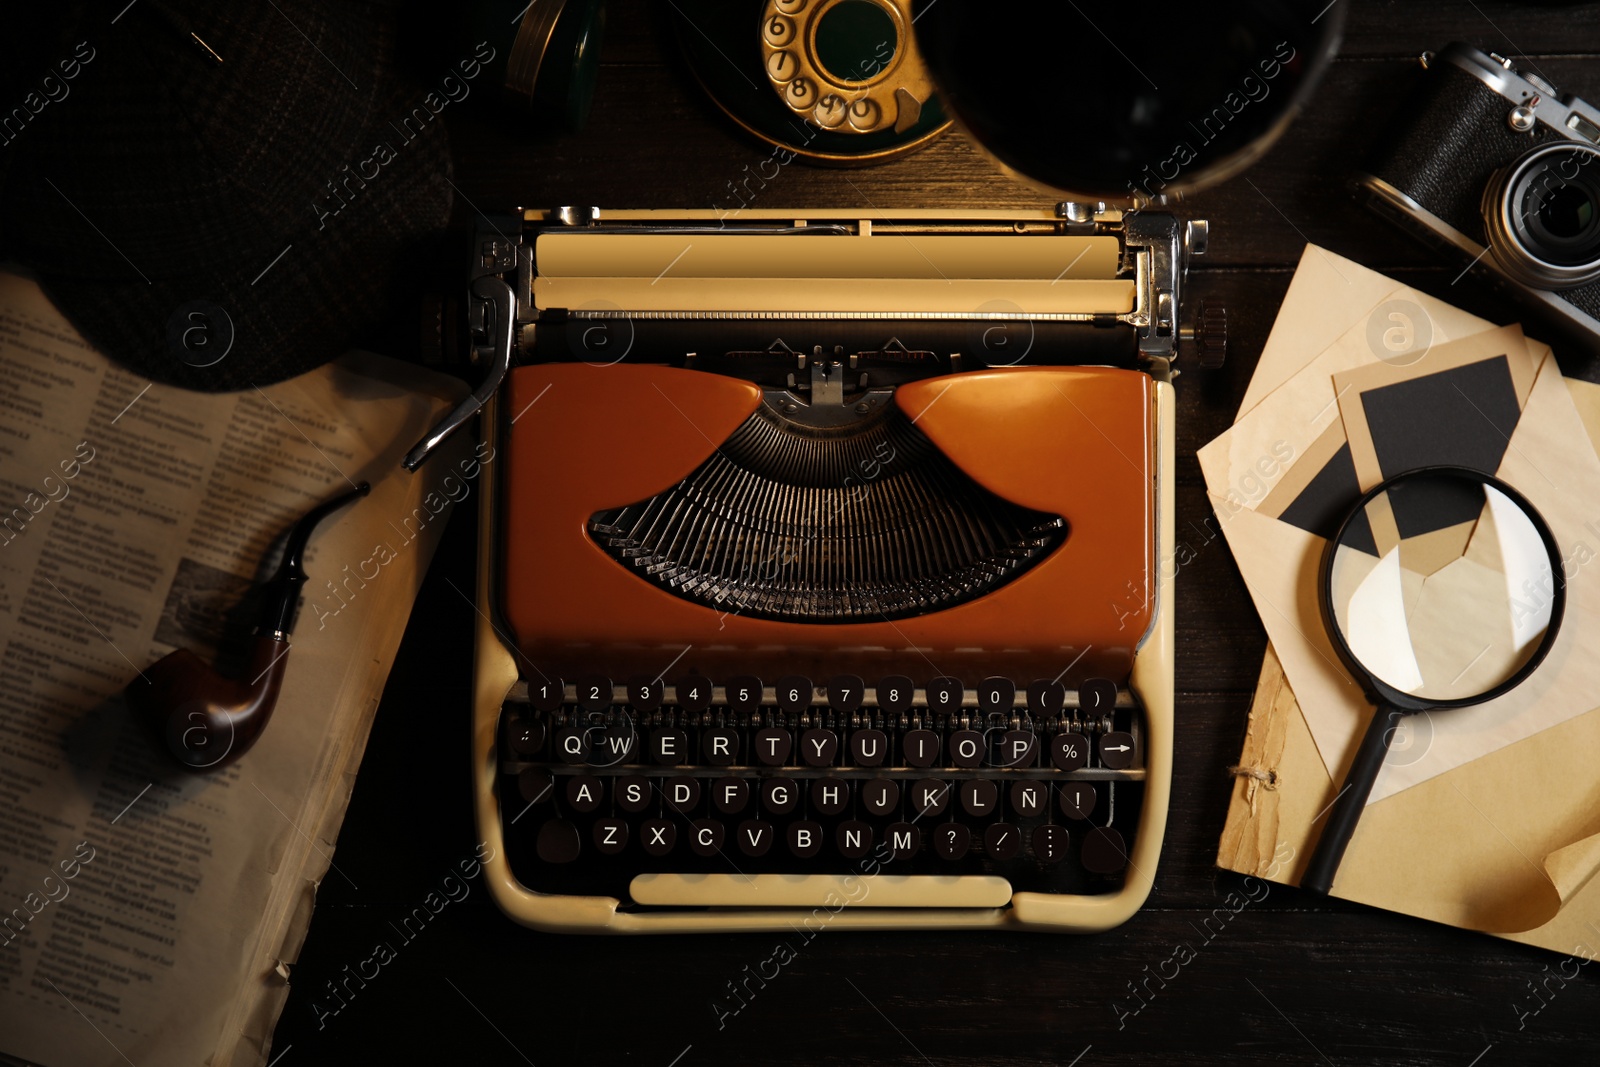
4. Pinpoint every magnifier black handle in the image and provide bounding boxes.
[1302,705,1406,895]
